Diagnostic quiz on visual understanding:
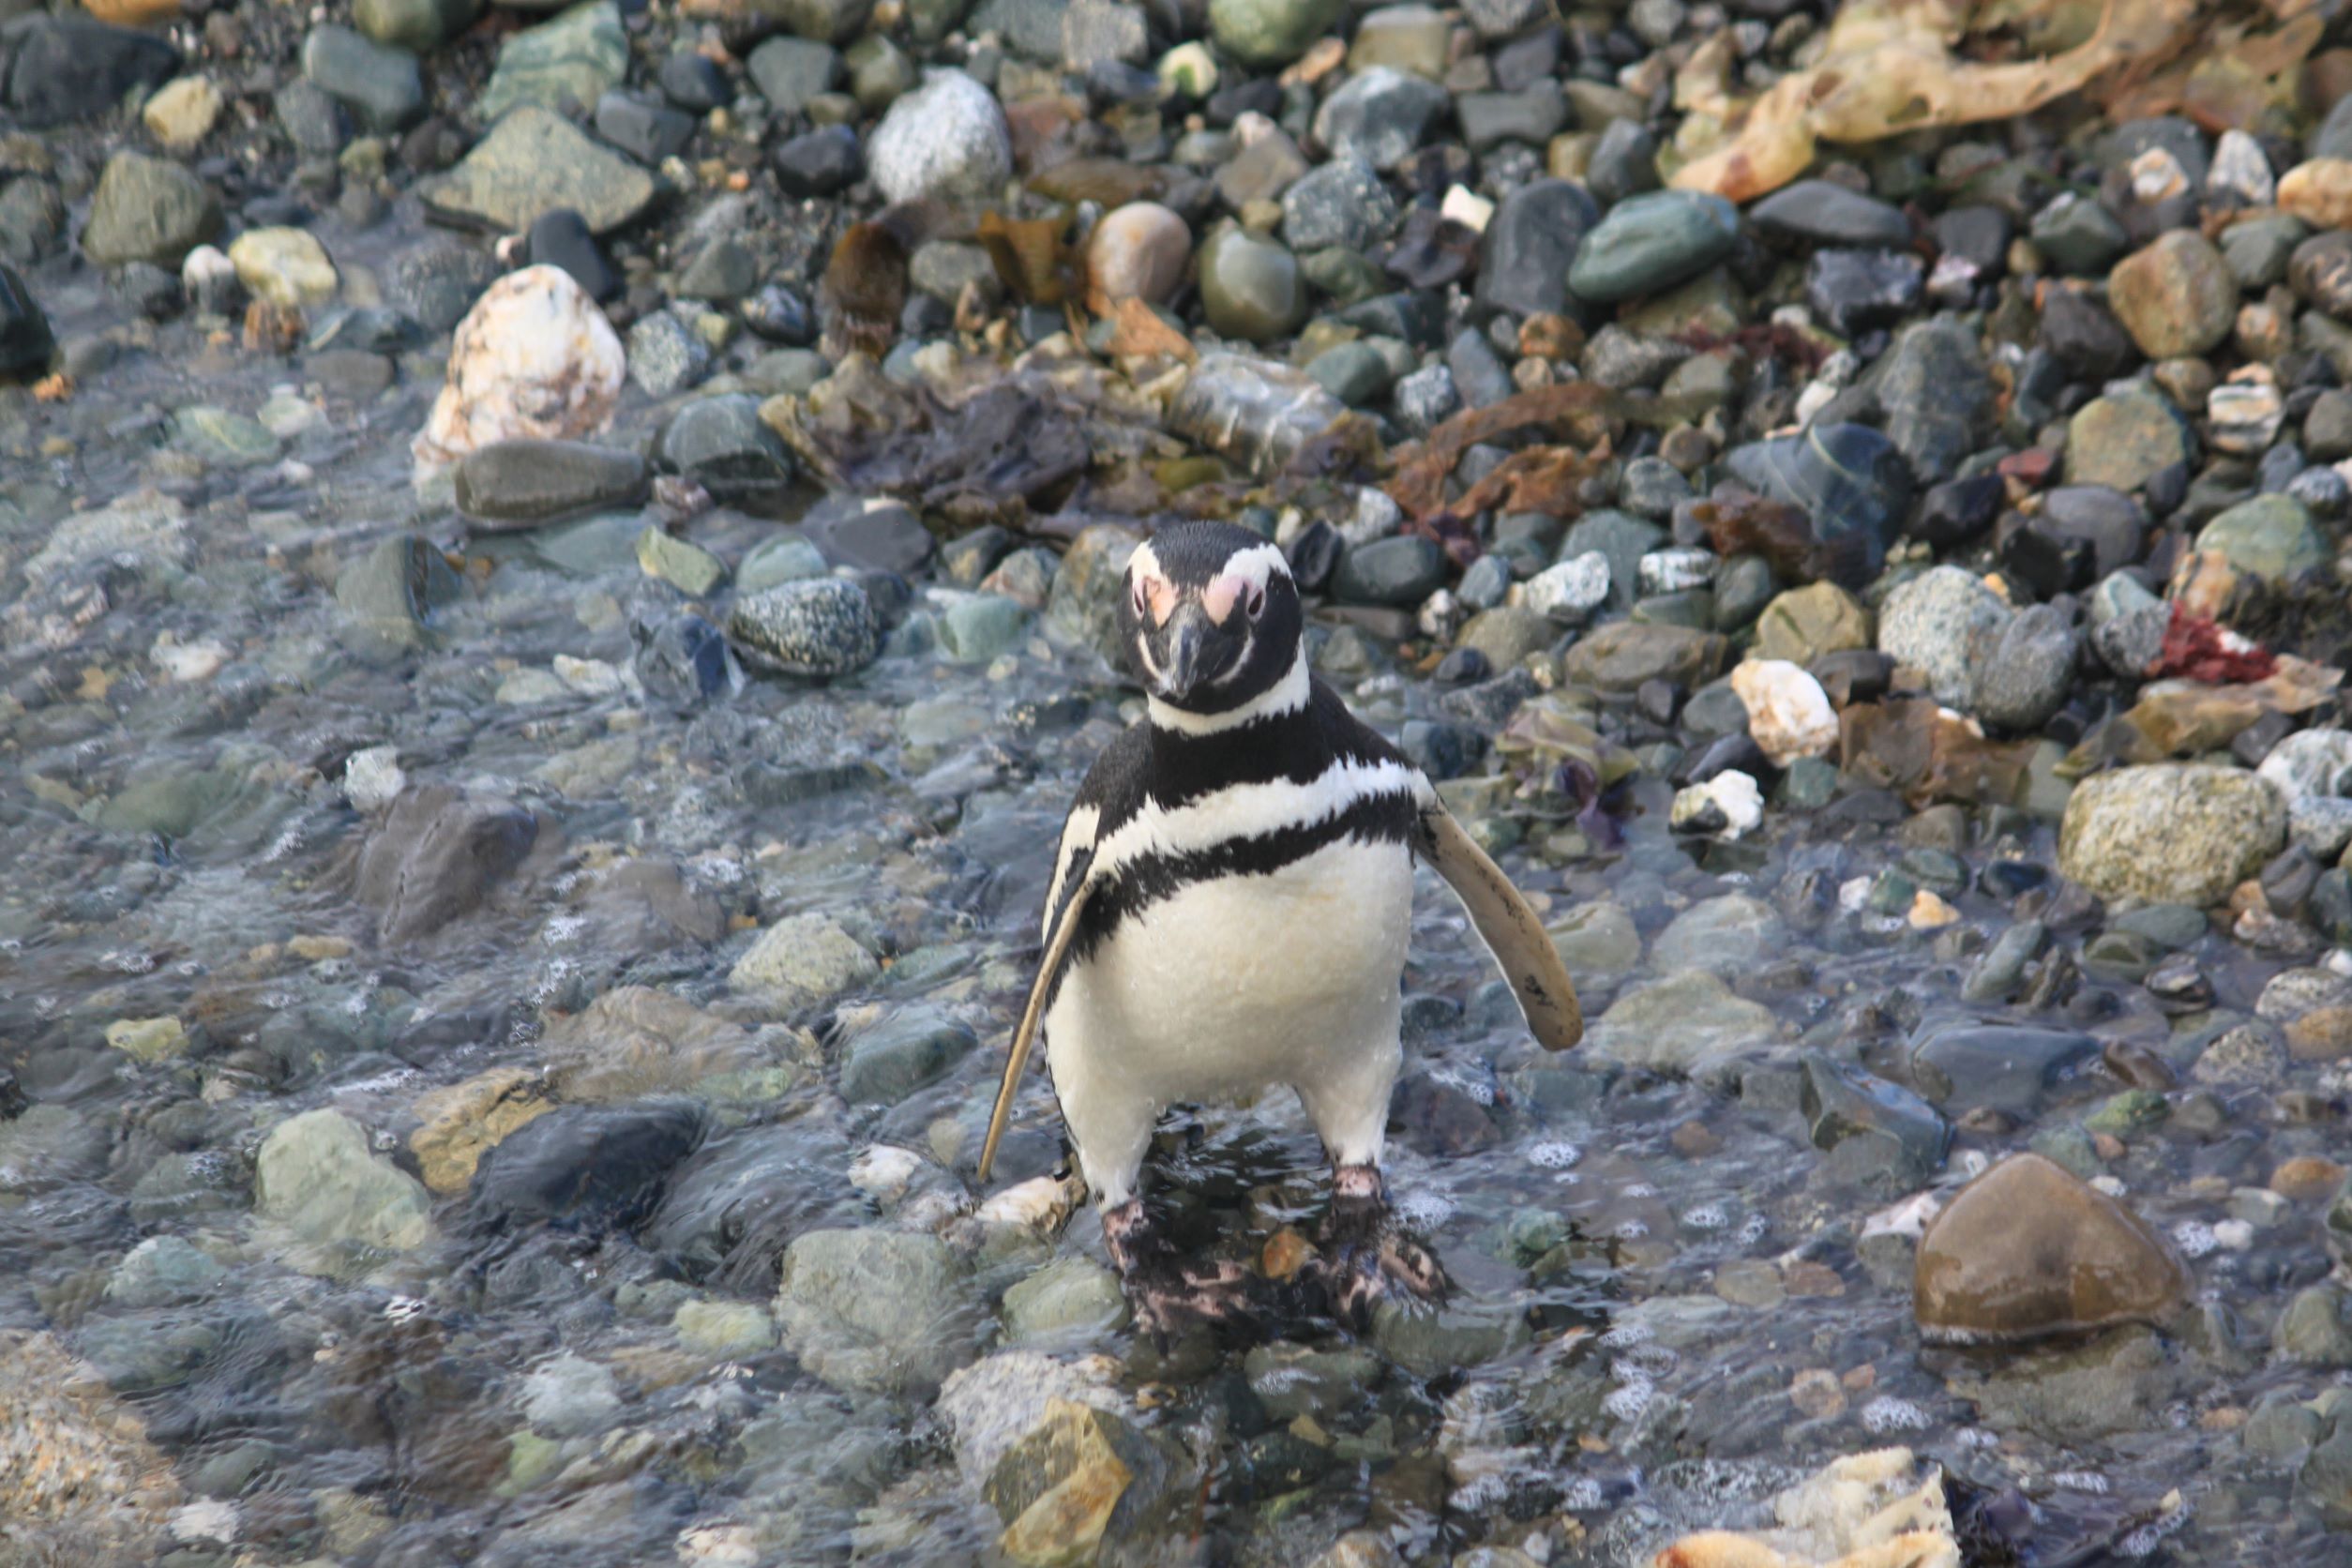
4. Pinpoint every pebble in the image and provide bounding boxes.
[656,394,796,507]
[420,104,656,234]
[867,69,1012,204]
[479,1,627,121]
[2107,230,2238,359]
[1731,658,1837,765]
[1197,228,1305,344]
[80,152,222,268]
[1877,565,2010,710]
[1085,203,1189,307]
[1568,190,1740,305]
[300,24,424,134]
[2059,764,2286,908]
